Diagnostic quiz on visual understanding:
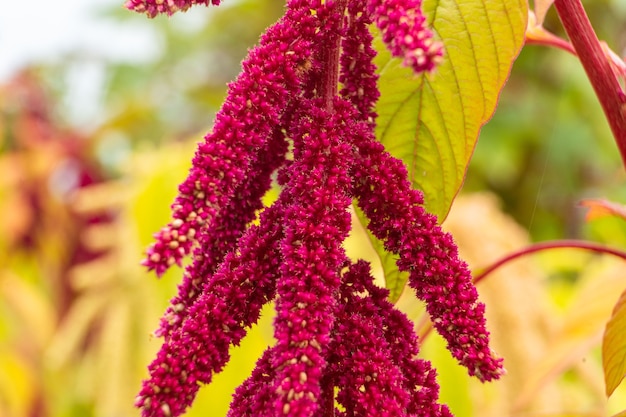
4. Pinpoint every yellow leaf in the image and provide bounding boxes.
[0,351,38,417]
[603,287,626,397]
[46,292,110,367]
[0,272,56,348]
[375,0,527,220]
